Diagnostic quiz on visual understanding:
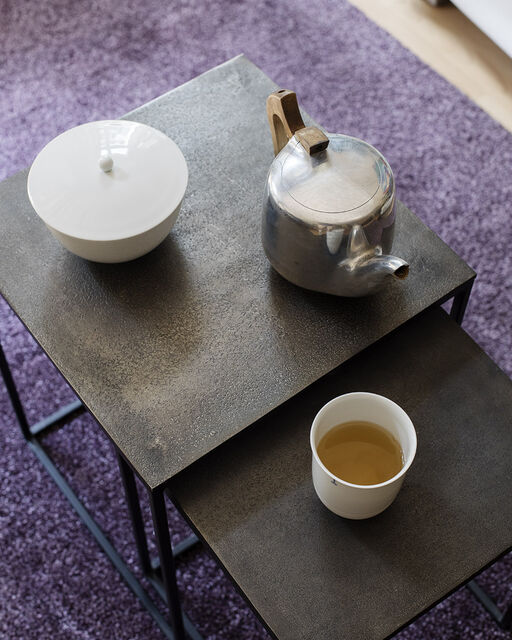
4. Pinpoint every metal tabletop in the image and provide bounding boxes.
[0,55,474,490]
[169,307,512,640]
